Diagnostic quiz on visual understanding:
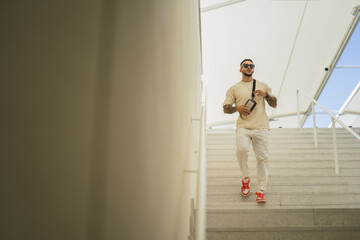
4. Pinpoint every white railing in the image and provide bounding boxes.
[196,104,207,240]
[297,88,360,174]
[185,103,207,240]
